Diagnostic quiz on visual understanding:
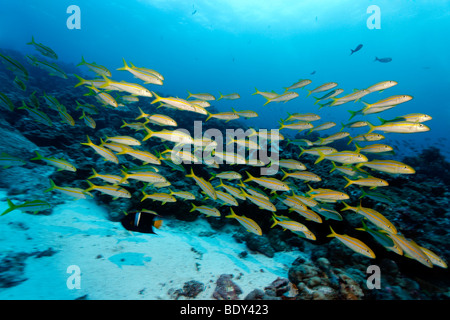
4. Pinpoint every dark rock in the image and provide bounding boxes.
[34,247,58,258]
[212,274,242,300]
[177,280,205,298]
[0,252,30,288]
[244,288,265,300]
